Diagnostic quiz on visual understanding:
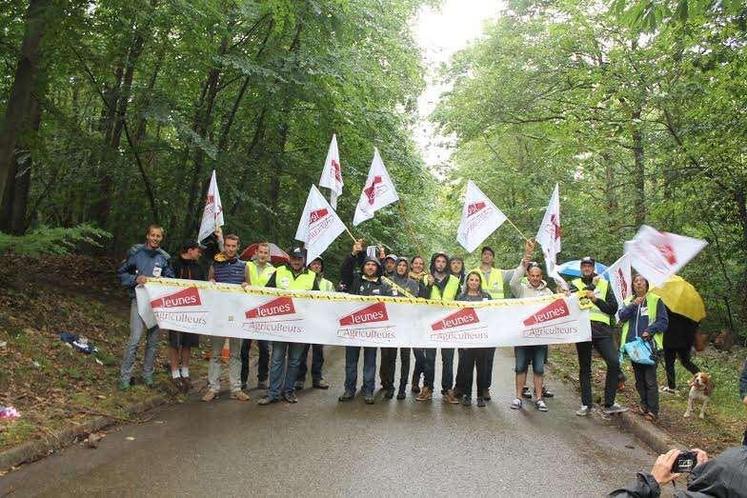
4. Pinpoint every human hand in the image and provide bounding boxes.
[352,239,363,255]
[136,275,148,285]
[427,274,434,286]
[524,238,535,256]
[642,330,650,339]
[634,296,645,305]
[691,448,709,467]
[585,290,596,301]
[214,226,223,238]
[241,282,249,289]
[650,449,681,485]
